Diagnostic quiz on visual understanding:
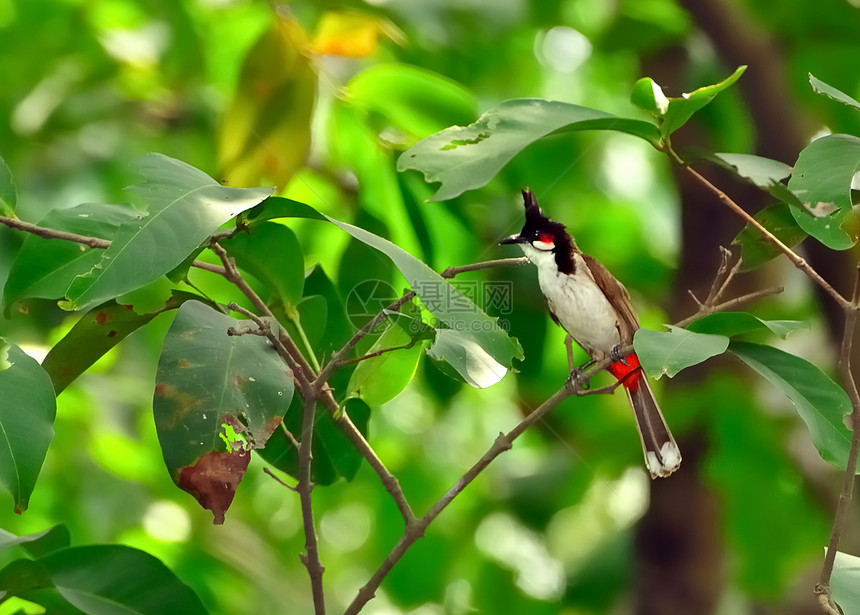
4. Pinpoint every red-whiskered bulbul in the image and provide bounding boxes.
[501,189,681,478]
